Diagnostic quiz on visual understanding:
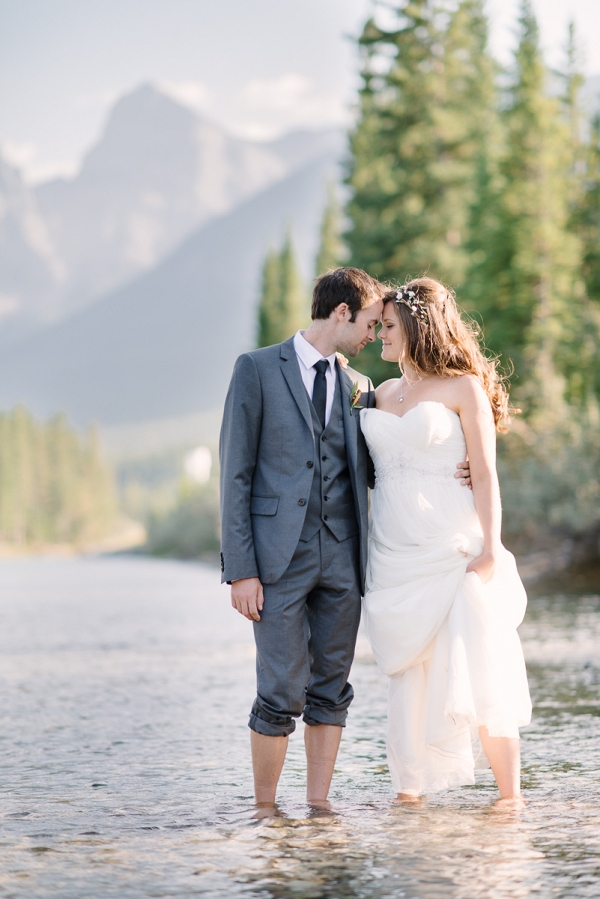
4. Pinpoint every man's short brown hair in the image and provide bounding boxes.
[311,267,384,321]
